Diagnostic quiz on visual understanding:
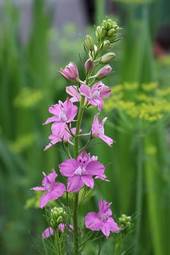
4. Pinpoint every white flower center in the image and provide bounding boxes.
[60,111,67,122]
[74,166,86,175]
[92,90,100,99]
